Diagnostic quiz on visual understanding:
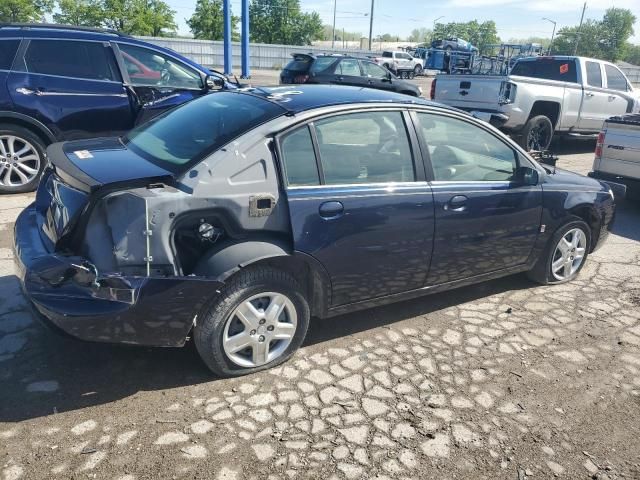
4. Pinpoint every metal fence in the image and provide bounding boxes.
[139,36,640,86]
[137,36,378,70]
